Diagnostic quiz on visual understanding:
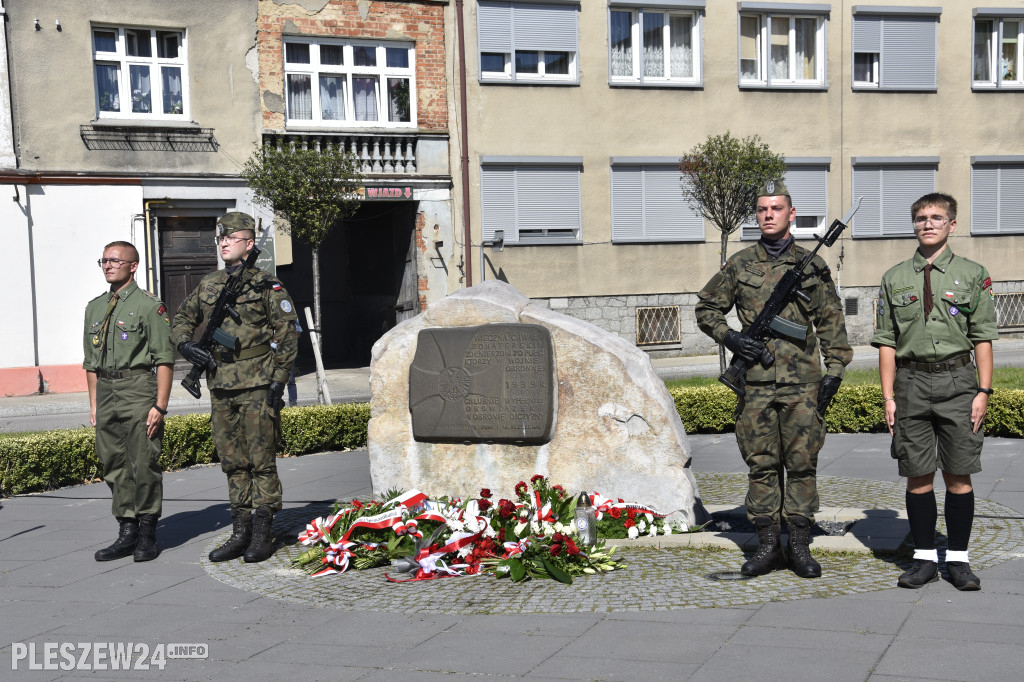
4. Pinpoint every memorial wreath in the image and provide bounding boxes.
[292,475,688,584]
